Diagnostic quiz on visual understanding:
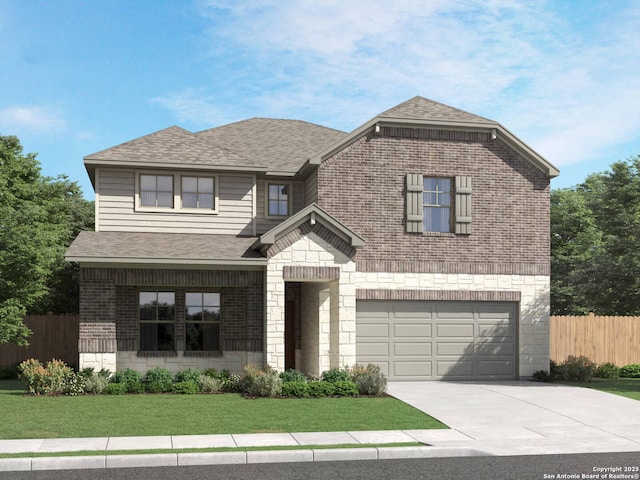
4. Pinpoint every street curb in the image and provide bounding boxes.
[0,446,493,471]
